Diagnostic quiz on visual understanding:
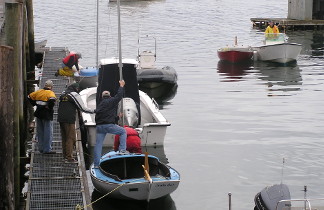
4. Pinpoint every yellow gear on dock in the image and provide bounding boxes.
[58,66,74,77]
